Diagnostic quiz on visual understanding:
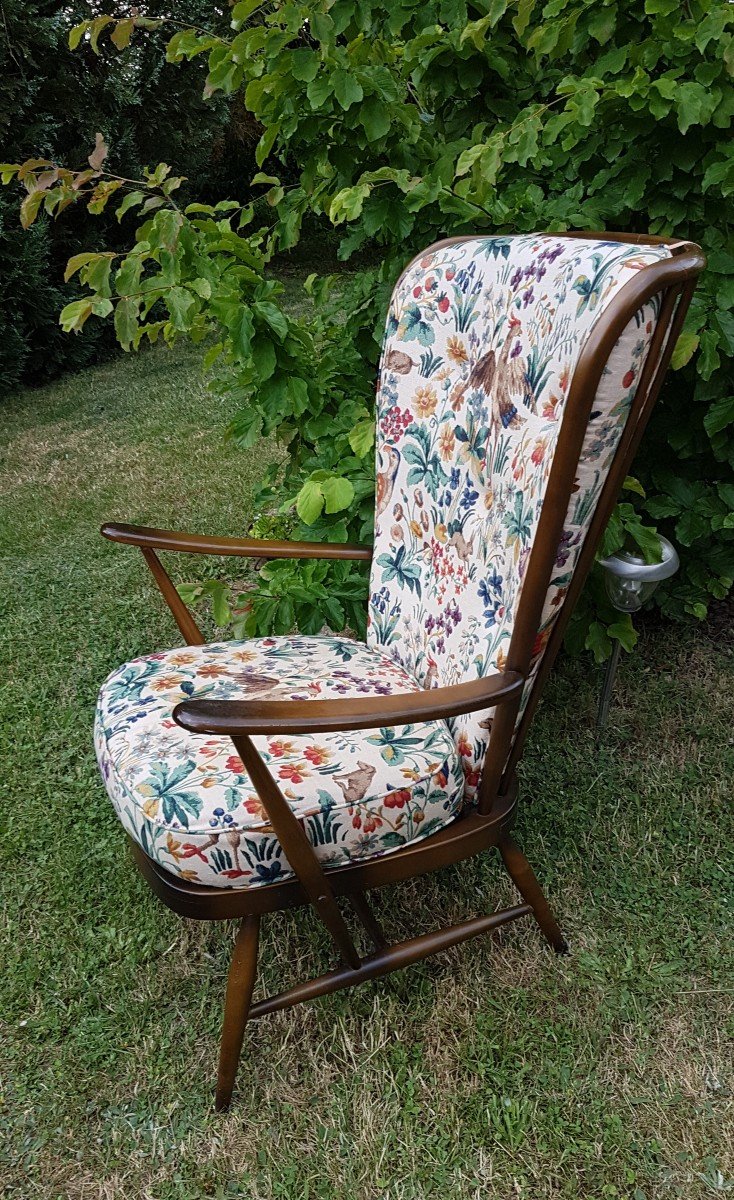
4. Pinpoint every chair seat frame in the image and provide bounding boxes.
[100,232,704,1109]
